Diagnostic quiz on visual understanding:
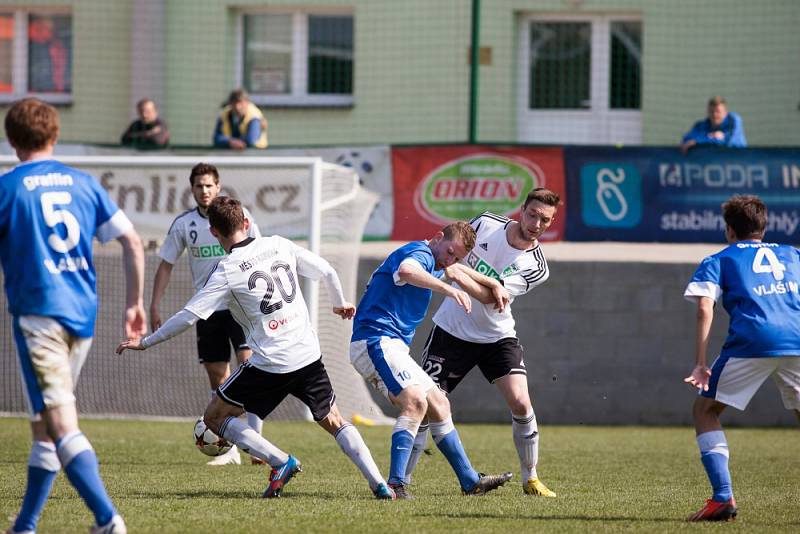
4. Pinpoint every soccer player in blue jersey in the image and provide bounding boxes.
[350,221,513,499]
[683,194,800,522]
[1,99,146,534]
